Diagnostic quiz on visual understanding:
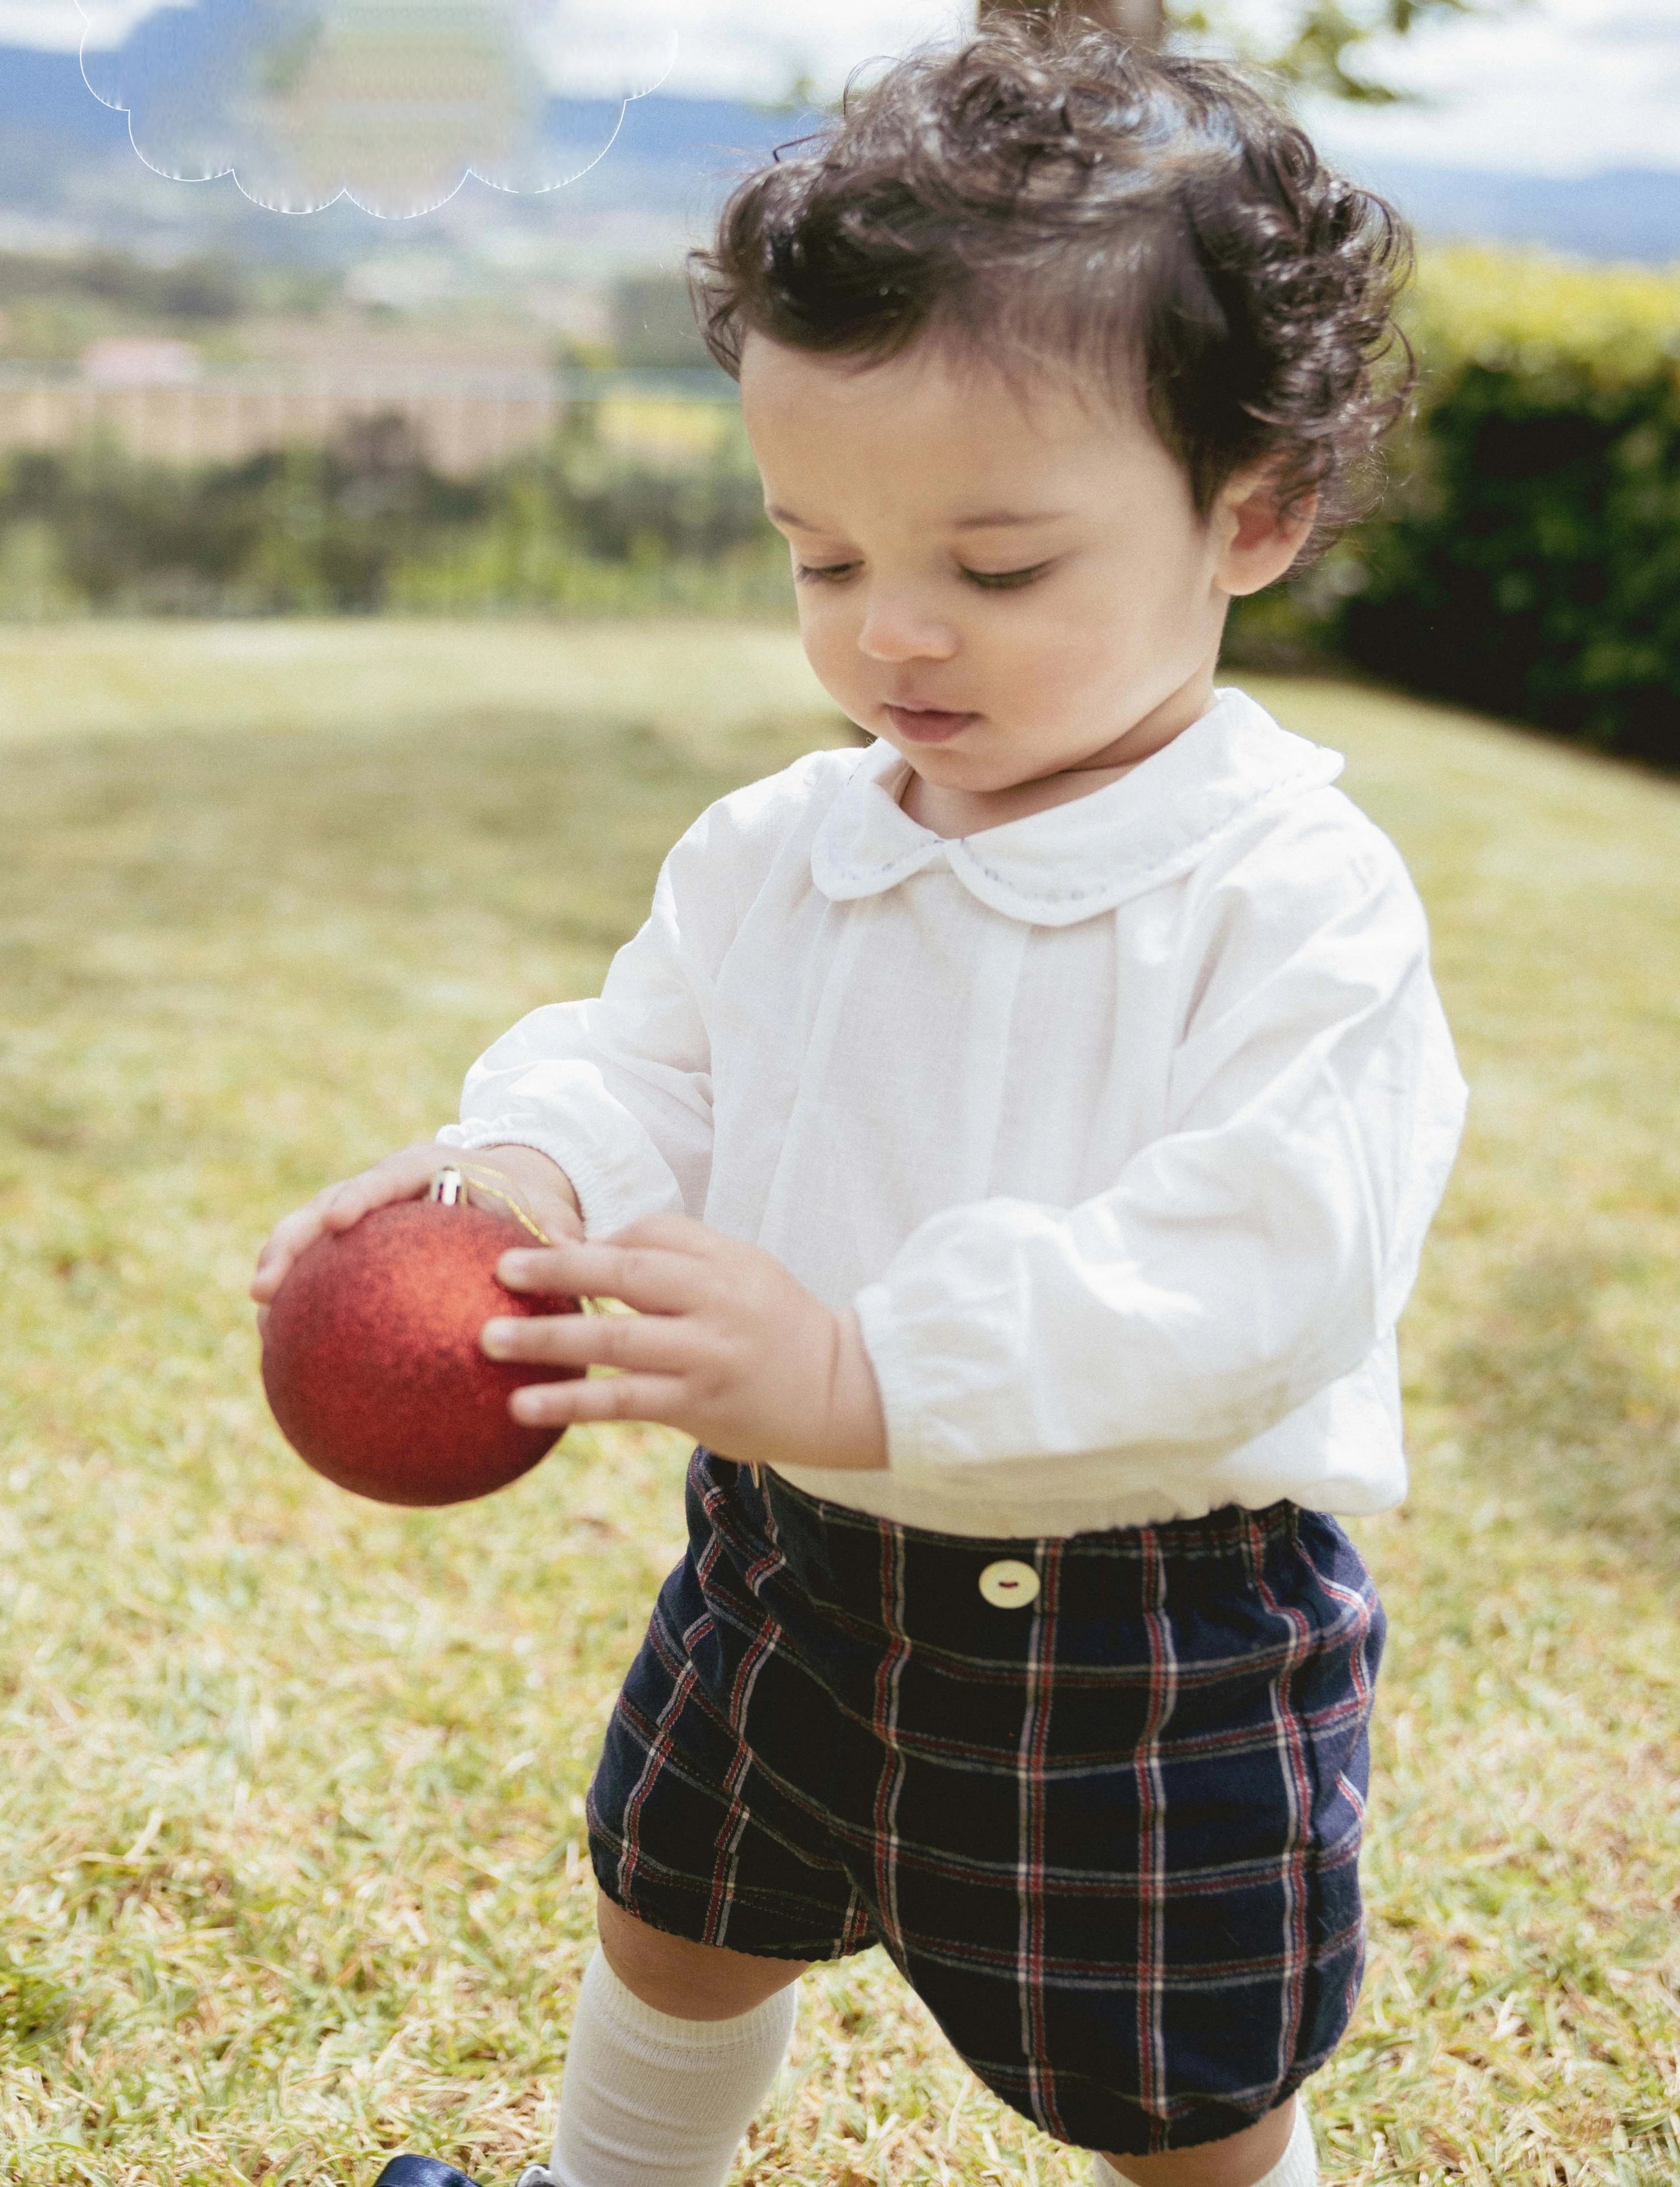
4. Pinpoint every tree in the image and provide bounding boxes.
[974,0,1495,103]
[979,0,1166,41]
